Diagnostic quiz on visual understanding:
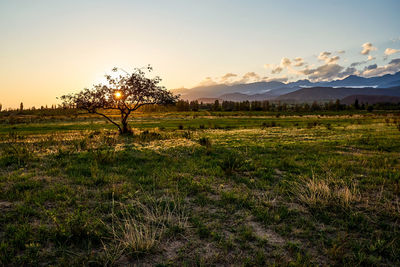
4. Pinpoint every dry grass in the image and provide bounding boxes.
[101,194,188,265]
[292,172,360,208]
